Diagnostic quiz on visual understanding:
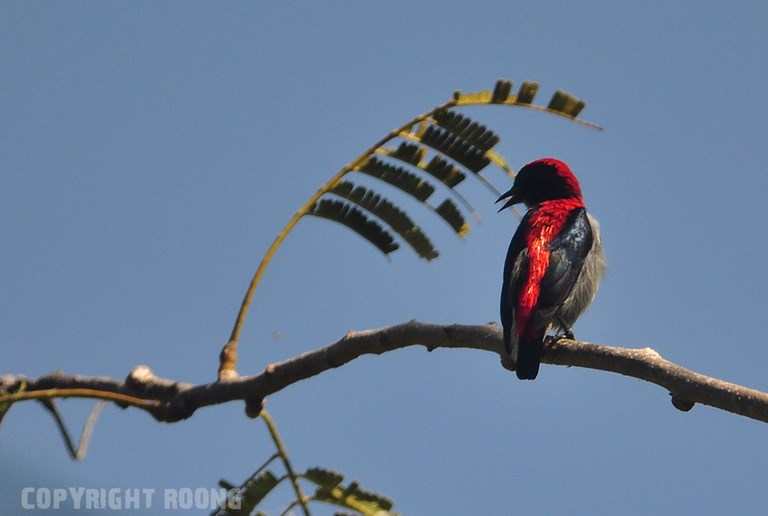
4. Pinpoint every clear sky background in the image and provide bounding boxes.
[2,1,767,515]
